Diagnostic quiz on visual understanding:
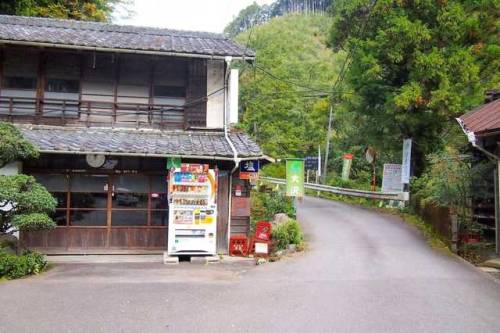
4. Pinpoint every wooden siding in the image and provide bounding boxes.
[217,171,230,253]
[185,58,207,128]
[0,46,216,130]
[230,172,251,237]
